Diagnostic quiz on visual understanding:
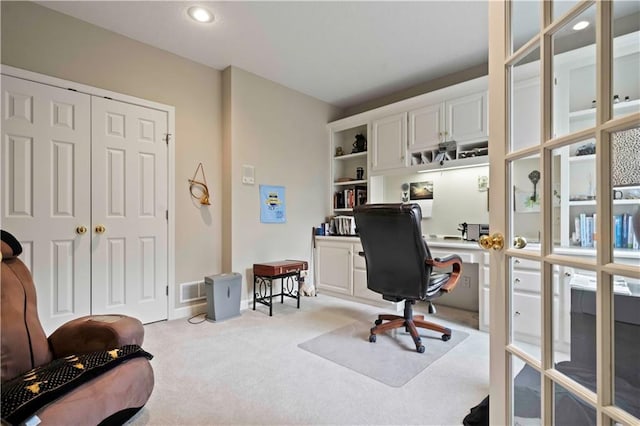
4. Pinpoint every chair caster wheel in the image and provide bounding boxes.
[417,345,425,353]
[442,334,451,342]
[369,334,377,343]
[374,319,382,326]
